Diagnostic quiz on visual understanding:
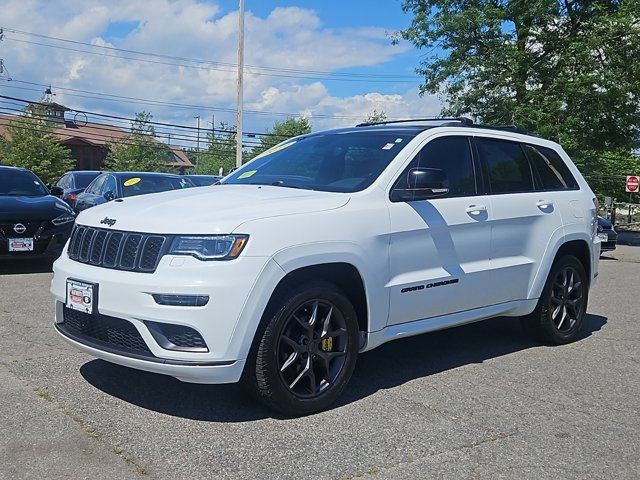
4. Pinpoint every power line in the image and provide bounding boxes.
[0,119,254,160]
[0,105,266,148]
[1,79,367,120]
[0,93,292,139]
[2,27,420,82]
[5,37,417,85]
